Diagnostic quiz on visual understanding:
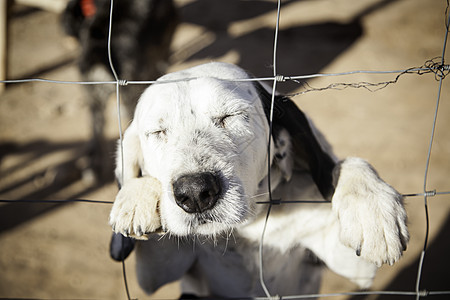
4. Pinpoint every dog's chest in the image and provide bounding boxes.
[184,236,323,297]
